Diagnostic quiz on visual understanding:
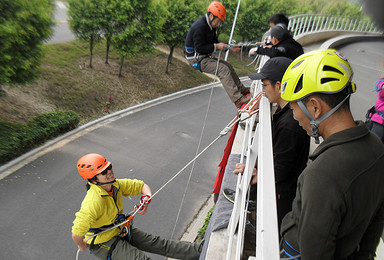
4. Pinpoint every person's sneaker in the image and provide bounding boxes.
[235,96,251,108]
[223,188,256,211]
[223,188,235,203]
